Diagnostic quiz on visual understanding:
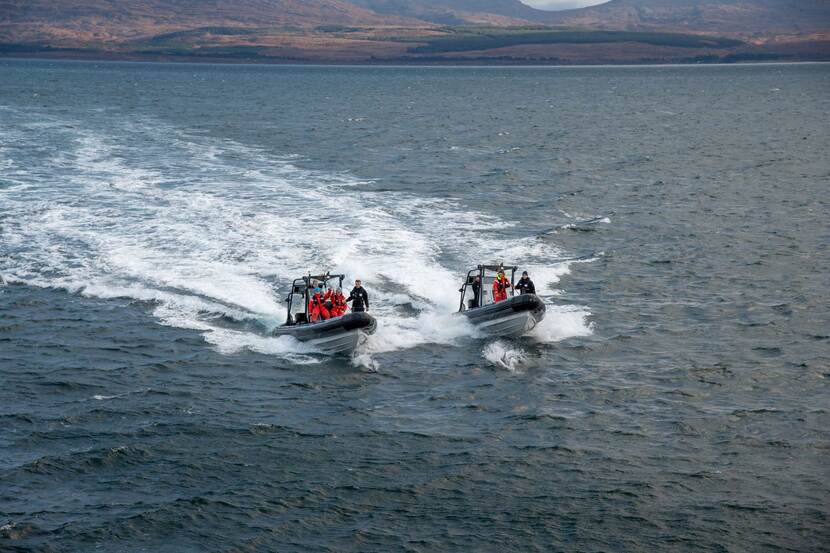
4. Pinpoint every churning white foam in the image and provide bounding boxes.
[483,341,528,372]
[366,311,480,354]
[531,305,594,343]
[0,110,594,362]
